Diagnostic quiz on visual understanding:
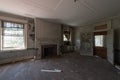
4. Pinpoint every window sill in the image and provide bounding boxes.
[0,48,27,52]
